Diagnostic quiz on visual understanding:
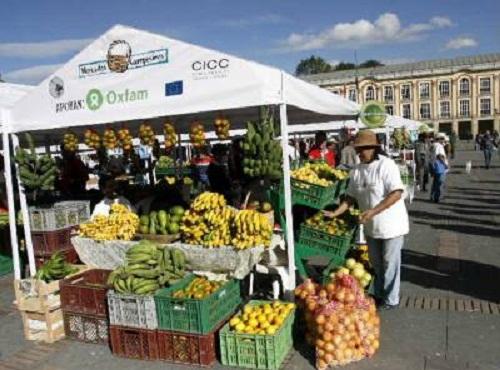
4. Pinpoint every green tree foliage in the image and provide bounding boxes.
[295,55,333,76]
